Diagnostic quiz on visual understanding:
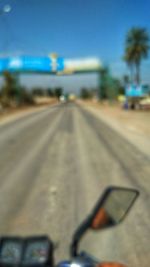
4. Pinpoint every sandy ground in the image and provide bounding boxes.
[0,98,58,126]
[80,100,150,159]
